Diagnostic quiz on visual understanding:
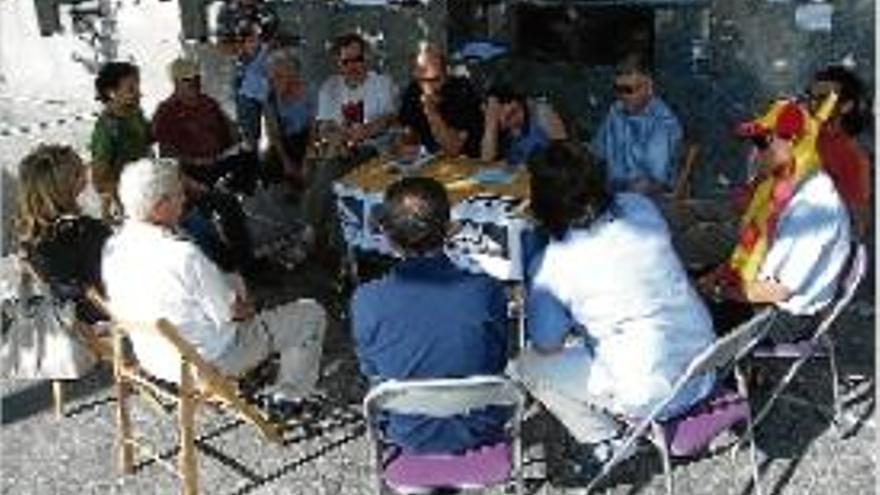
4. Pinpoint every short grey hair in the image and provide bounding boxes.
[117,158,182,221]
[267,48,301,73]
